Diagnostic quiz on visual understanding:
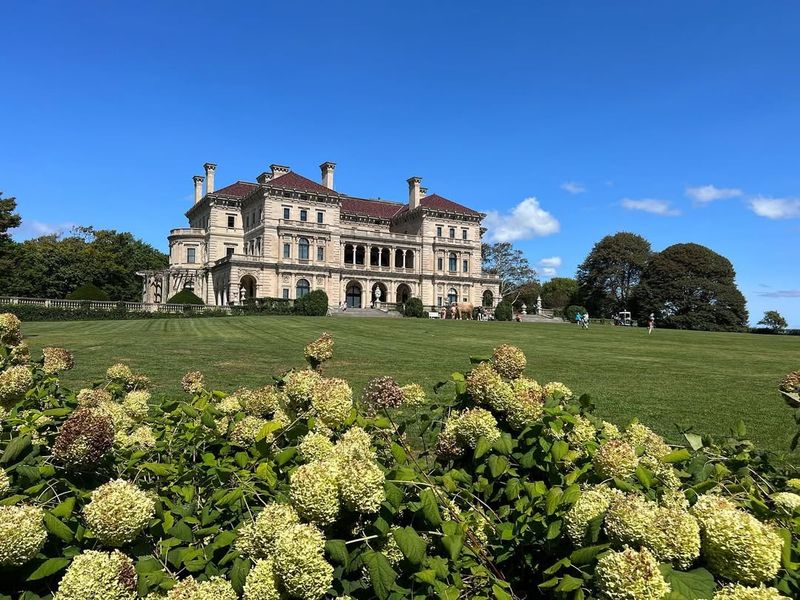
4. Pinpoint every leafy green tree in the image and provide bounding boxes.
[493,300,513,321]
[758,310,788,332]
[513,281,542,310]
[633,243,748,332]
[577,232,651,315]
[481,242,538,301]
[0,193,22,294]
[540,277,578,308]
[294,289,329,316]
[403,297,425,318]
